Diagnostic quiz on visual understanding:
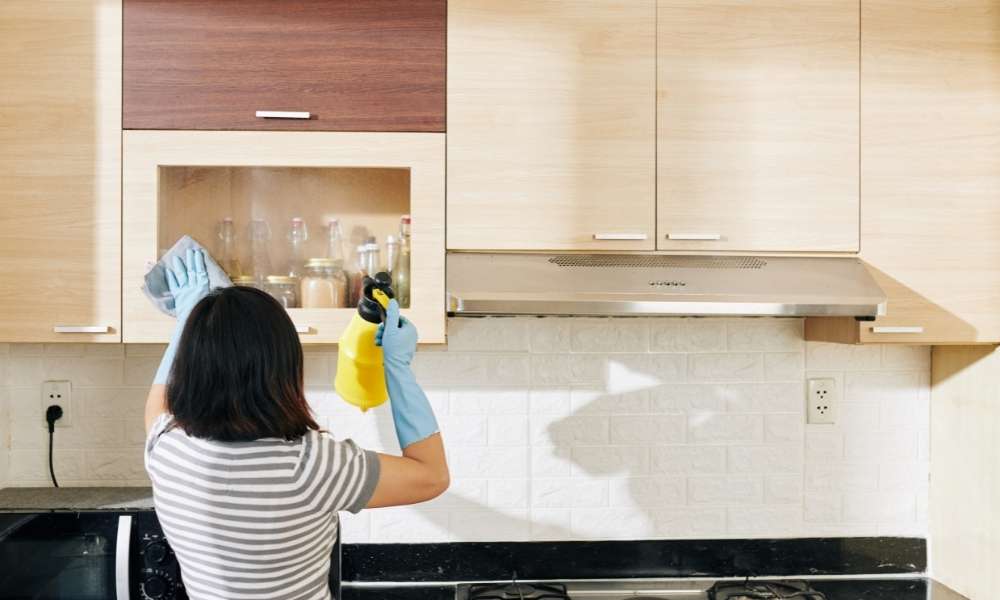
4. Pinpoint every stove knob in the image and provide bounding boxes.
[144,541,169,566]
[142,575,168,599]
